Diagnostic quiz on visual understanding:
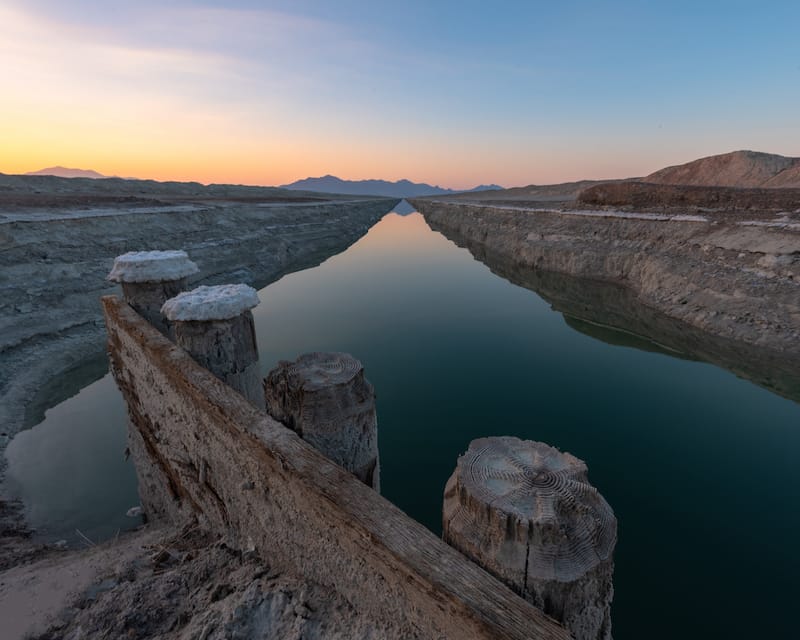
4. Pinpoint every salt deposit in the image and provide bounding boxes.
[107,250,198,283]
[161,284,260,321]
